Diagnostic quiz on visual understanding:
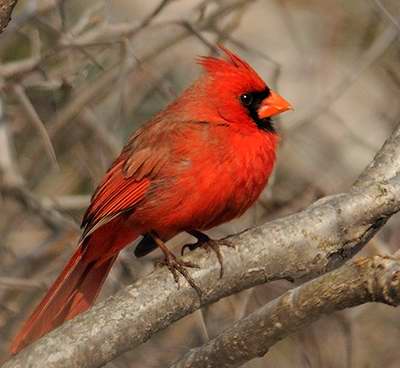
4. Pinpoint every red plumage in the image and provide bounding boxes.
[10,46,291,354]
